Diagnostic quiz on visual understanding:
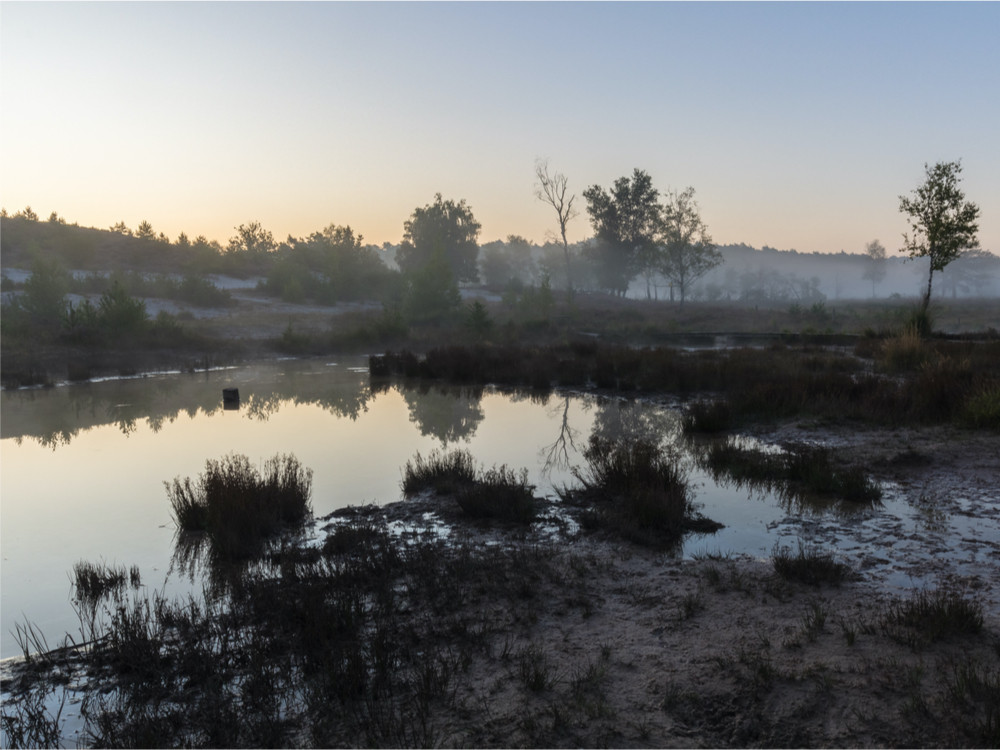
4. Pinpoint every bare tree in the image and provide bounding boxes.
[534,158,578,295]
